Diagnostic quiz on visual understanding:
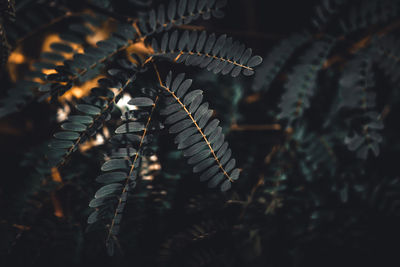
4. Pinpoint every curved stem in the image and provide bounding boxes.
[57,74,135,168]
[106,85,160,244]
[154,63,234,183]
